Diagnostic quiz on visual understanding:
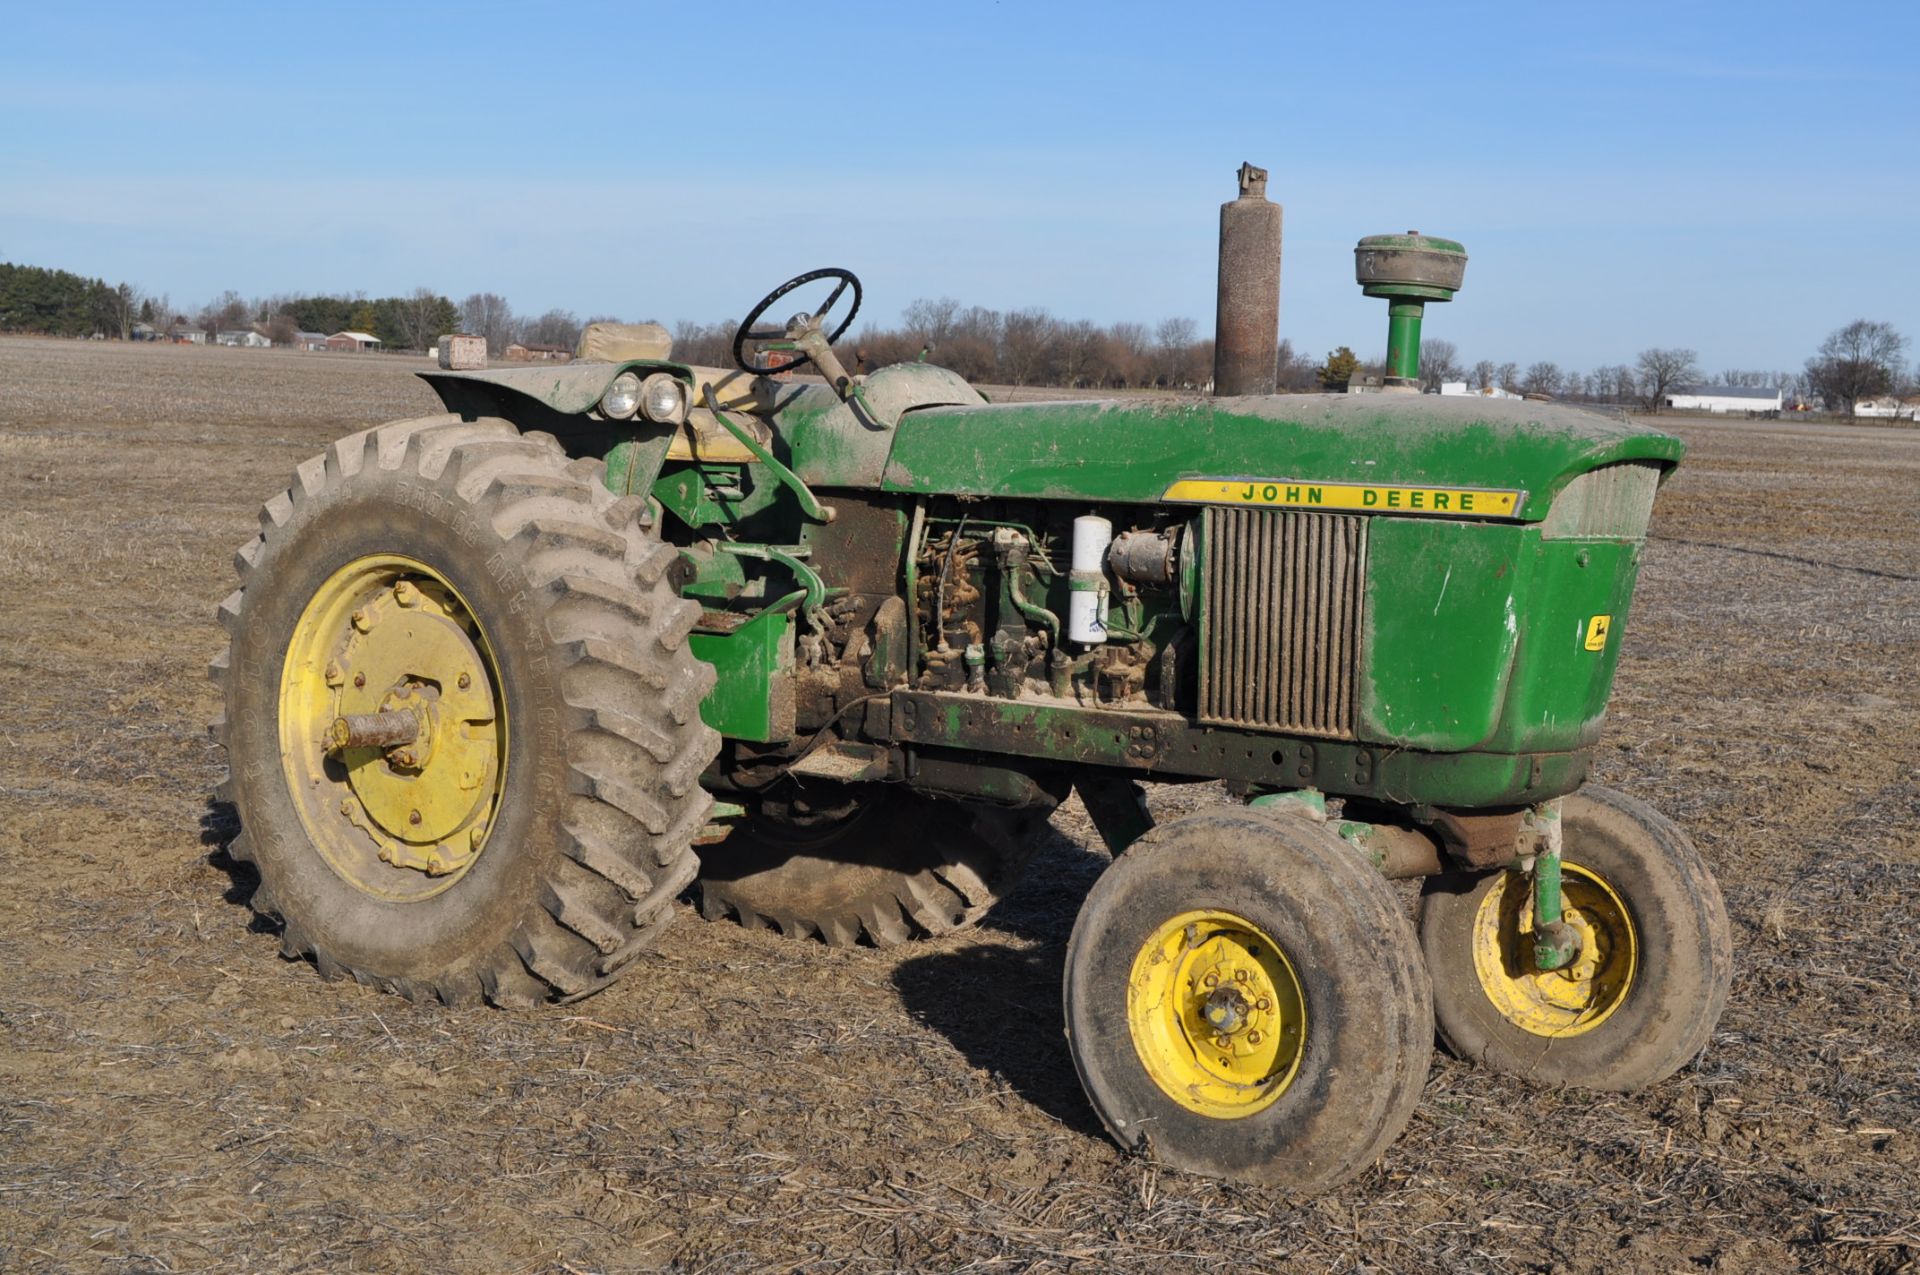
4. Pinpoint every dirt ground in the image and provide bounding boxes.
[1,336,1916,1274]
